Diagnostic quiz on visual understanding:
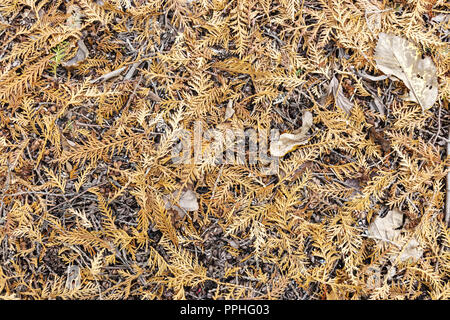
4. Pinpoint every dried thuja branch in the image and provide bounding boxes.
[0,0,448,300]
[446,128,450,226]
